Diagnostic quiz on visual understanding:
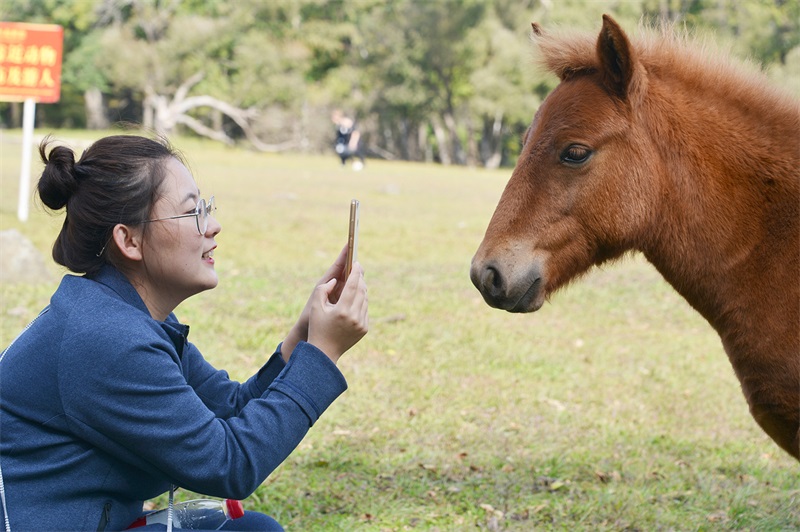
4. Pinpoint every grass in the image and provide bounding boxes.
[1,130,798,531]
